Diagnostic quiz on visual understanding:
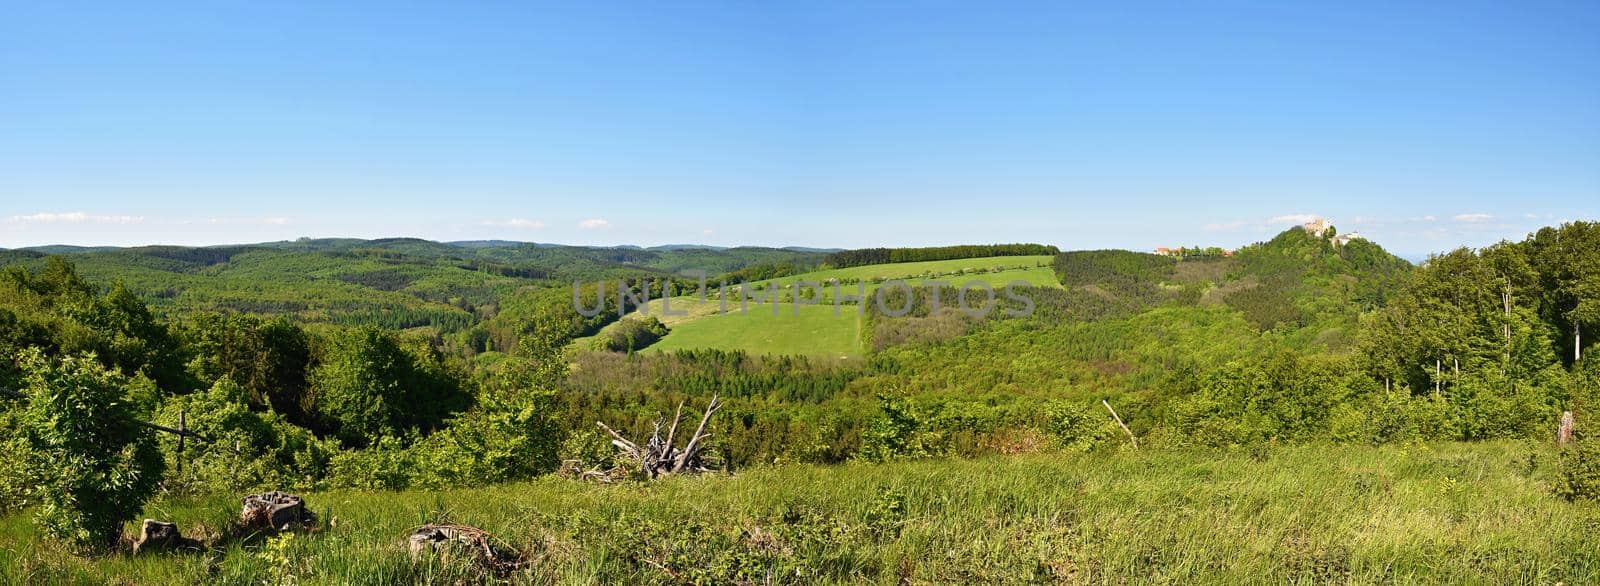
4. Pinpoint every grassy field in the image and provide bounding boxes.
[567,298,867,357]
[3,441,1596,584]
[574,256,1059,357]
[754,255,1054,285]
[746,255,1059,304]
[645,302,864,358]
